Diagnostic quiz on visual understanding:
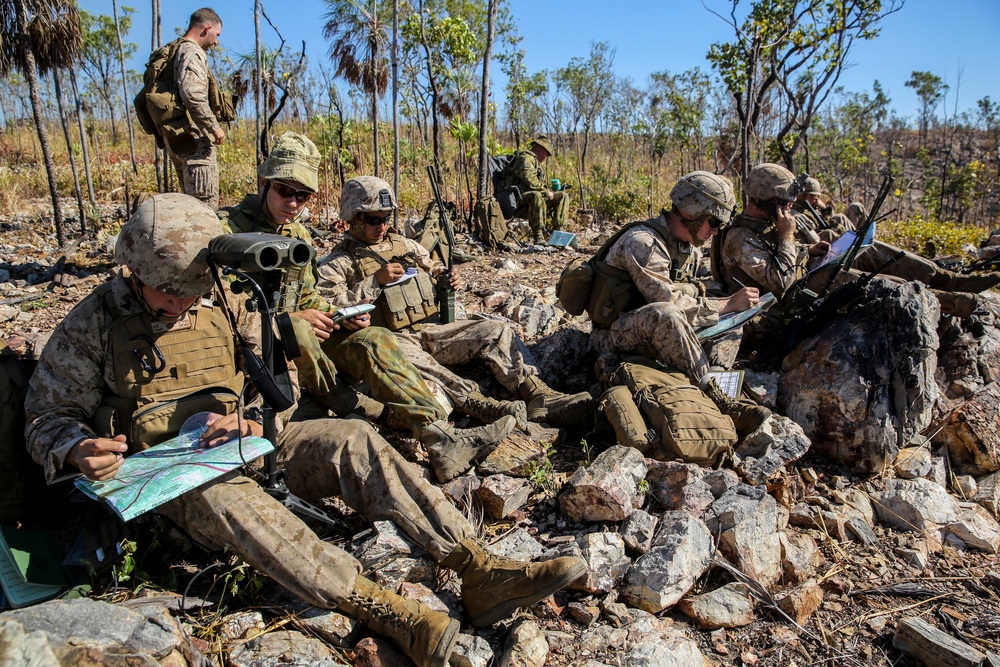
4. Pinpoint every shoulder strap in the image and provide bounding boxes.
[593,213,672,264]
